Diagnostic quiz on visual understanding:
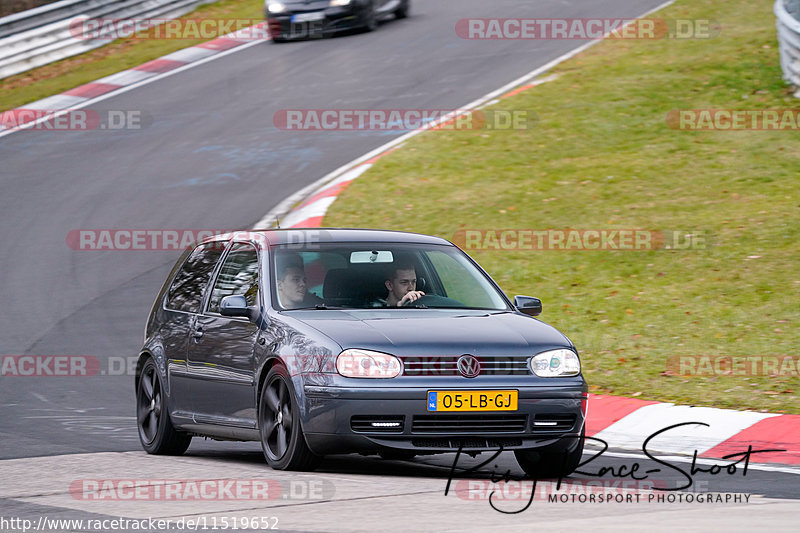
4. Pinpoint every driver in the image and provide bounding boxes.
[378,262,425,307]
[276,254,324,309]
